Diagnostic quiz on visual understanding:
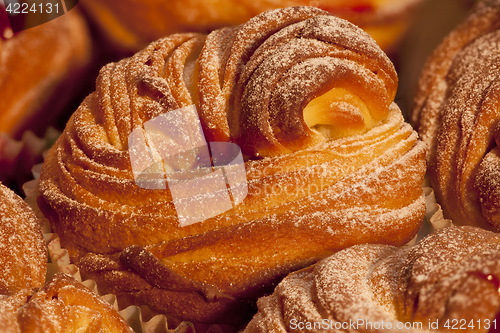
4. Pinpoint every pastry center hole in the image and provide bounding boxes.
[303,87,375,140]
